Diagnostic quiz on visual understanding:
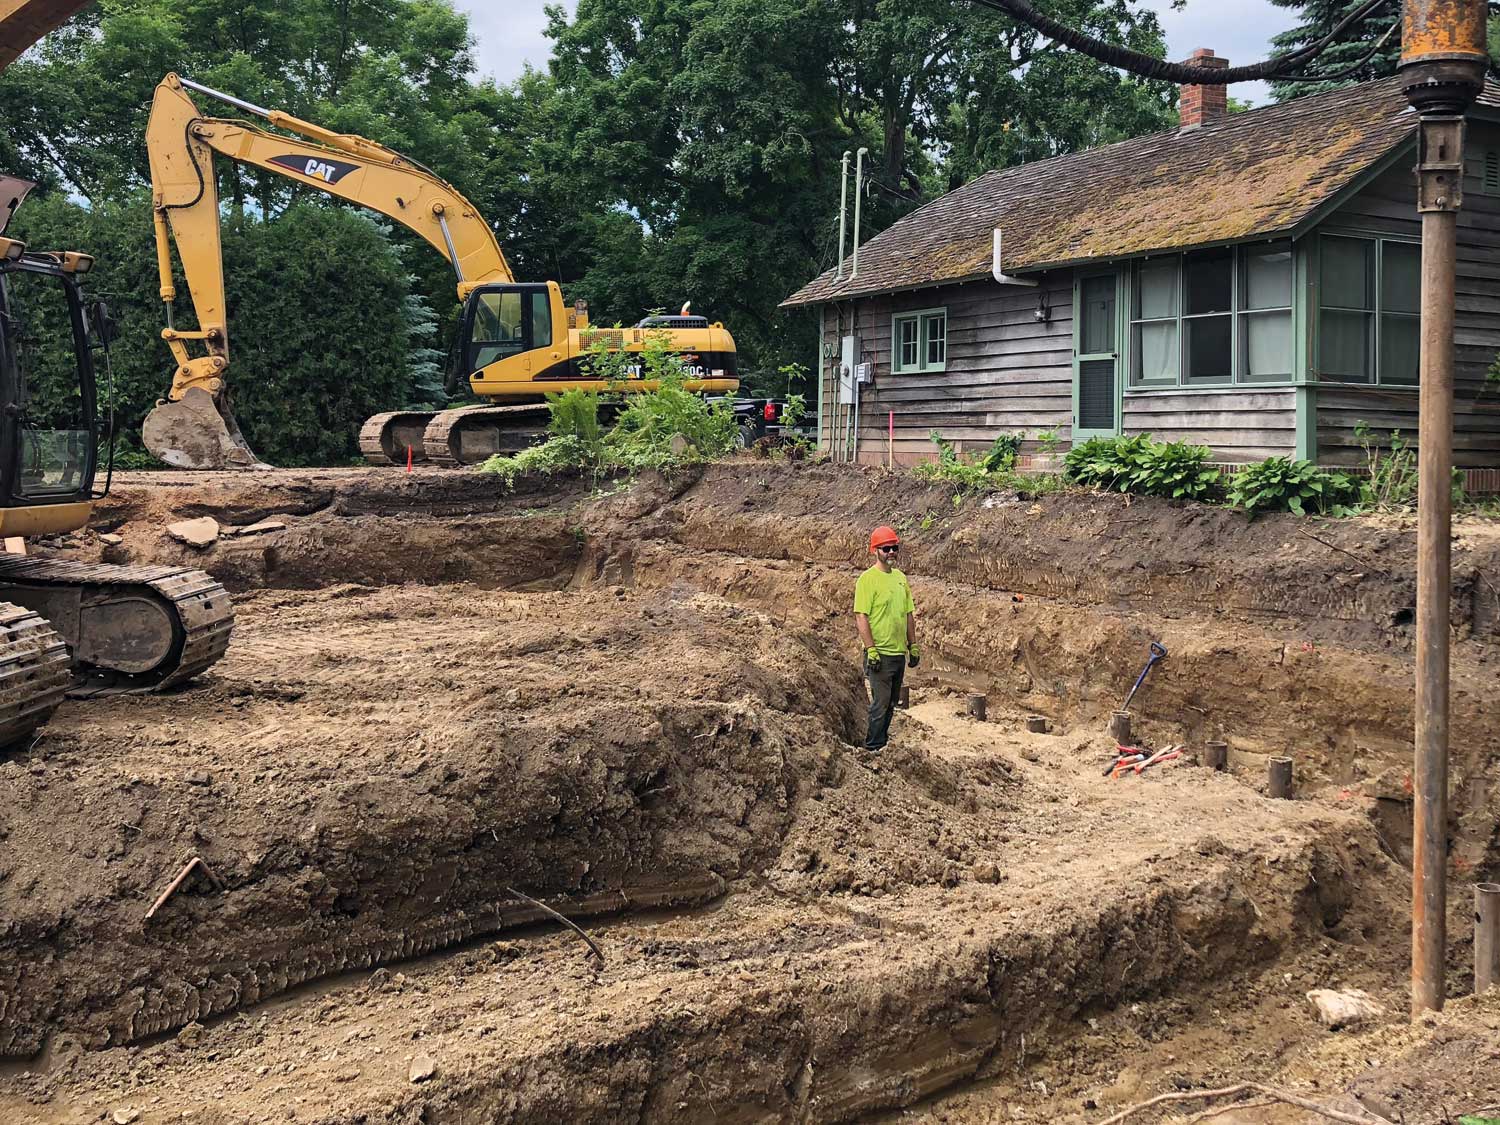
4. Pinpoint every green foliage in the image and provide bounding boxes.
[1225,457,1368,517]
[916,430,1051,498]
[1063,434,1222,501]
[1036,429,1061,457]
[480,336,734,487]
[1458,1116,1500,1125]
[1355,421,1418,509]
[8,194,432,466]
[546,388,605,450]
